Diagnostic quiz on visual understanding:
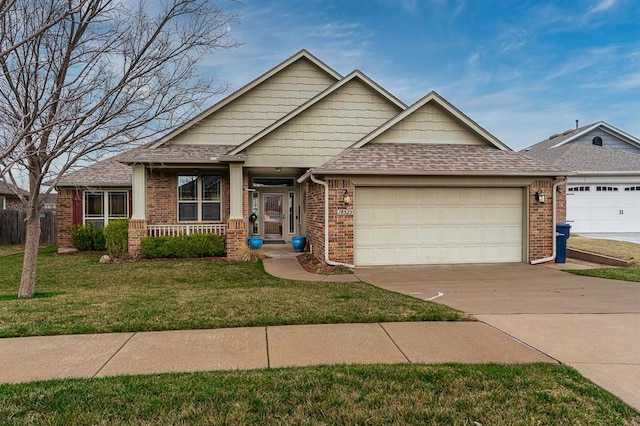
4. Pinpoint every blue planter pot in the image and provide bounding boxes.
[291,236,307,252]
[247,236,263,250]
